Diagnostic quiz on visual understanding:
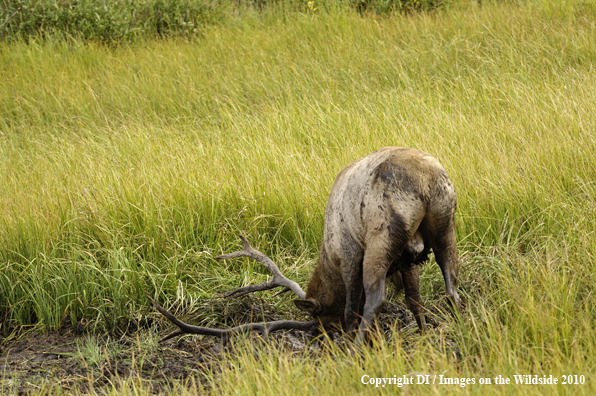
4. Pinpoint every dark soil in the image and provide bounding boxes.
[0,328,223,394]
